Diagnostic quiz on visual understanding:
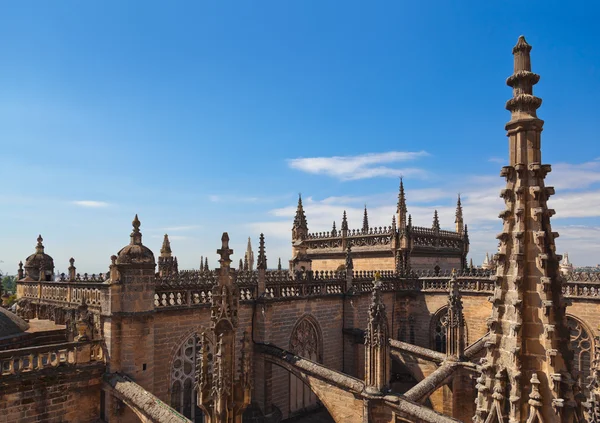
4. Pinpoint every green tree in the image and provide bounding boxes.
[1,275,16,294]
